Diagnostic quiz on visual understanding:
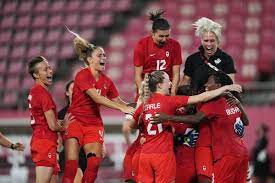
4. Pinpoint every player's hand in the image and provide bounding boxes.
[150,113,171,124]
[234,120,245,137]
[226,84,242,93]
[140,137,146,145]
[226,94,240,107]
[12,142,25,151]
[121,106,135,115]
[62,113,75,129]
[183,129,199,147]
